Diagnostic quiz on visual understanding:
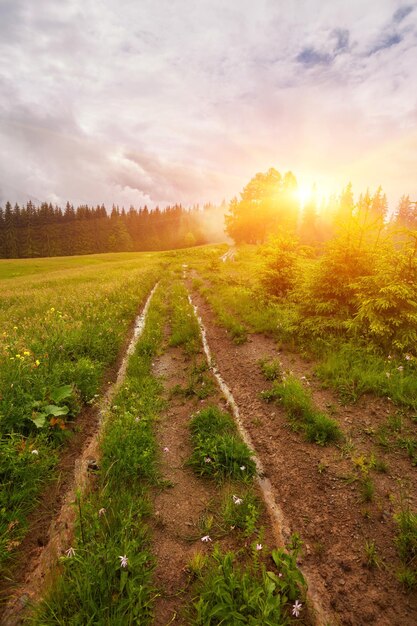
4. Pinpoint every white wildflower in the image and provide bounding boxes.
[292,600,302,617]
[201,535,212,543]
[31,449,39,455]
[65,547,76,558]
[256,543,263,551]
[240,465,246,471]
[232,495,243,505]
[119,555,128,568]
[98,508,106,517]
